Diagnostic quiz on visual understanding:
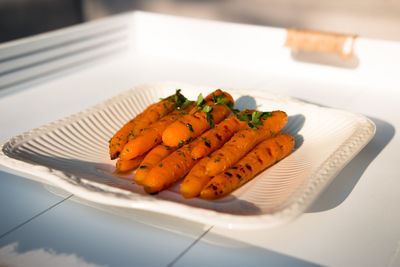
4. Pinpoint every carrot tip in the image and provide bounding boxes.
[110,152,119,160]
[199,190,217,200]
[144,185,158,194]
[180,188,196,199]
